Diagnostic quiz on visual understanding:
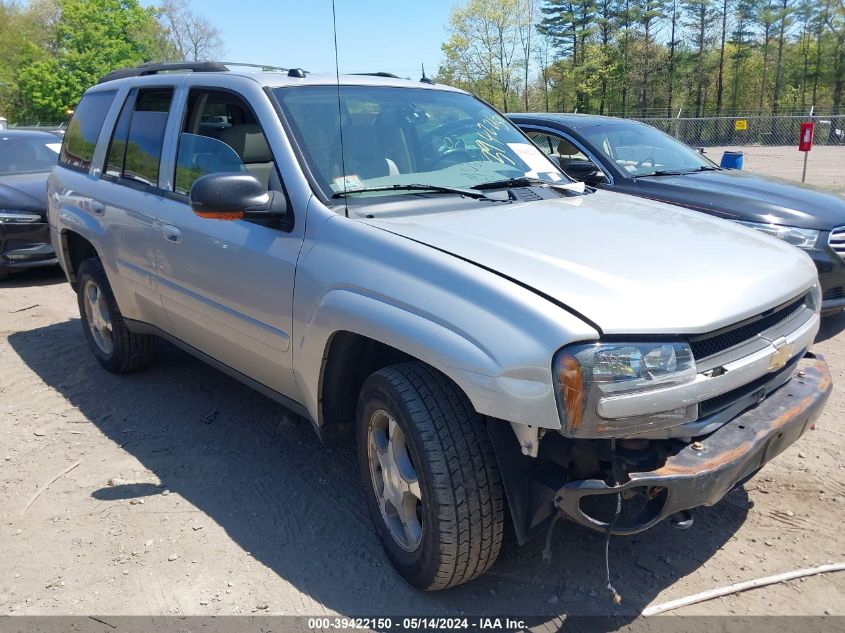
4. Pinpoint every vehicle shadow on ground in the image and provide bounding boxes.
[816,311,845,343]
[8,319,750,622]
[2,265,65,288]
